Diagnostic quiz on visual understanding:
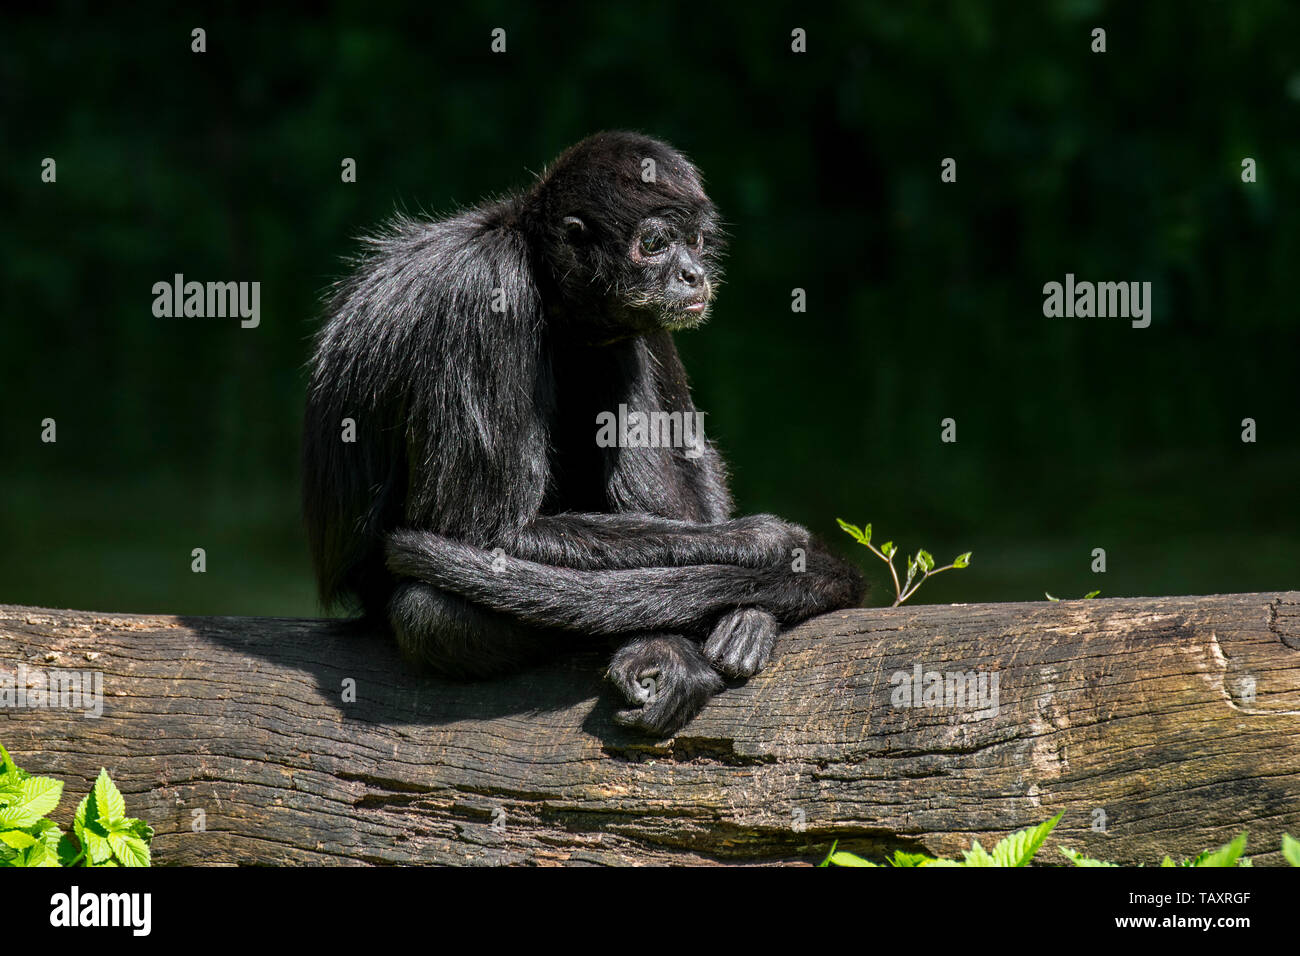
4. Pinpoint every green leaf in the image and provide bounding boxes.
[0,744,16,783]
[835,518,864,543]
[1195,831,1248,867]
[57,833,80,867]
[1059,846,1118,867]
[881,541,894,558]
[1084,590,1101,599]
[124,818,155,844]
[83,829,112,865]
[827,851,877,867]
[93,769,126,824]
[30,818,64,853]
[961,840,995,866]
[888,851,935,867]
[820,839,878,867]
[991,812,1064,867]
[73,793,88,844]
[0,829,38,849]
[954,552,972,569]
[74,792,114,865]
[1045,592,1058,601]
[0,776,63,828]
[108,832,151,867]
[917,550,934,572]
[817,839,837,866]
[1282,833,1300,867]
[22,842,61,867]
